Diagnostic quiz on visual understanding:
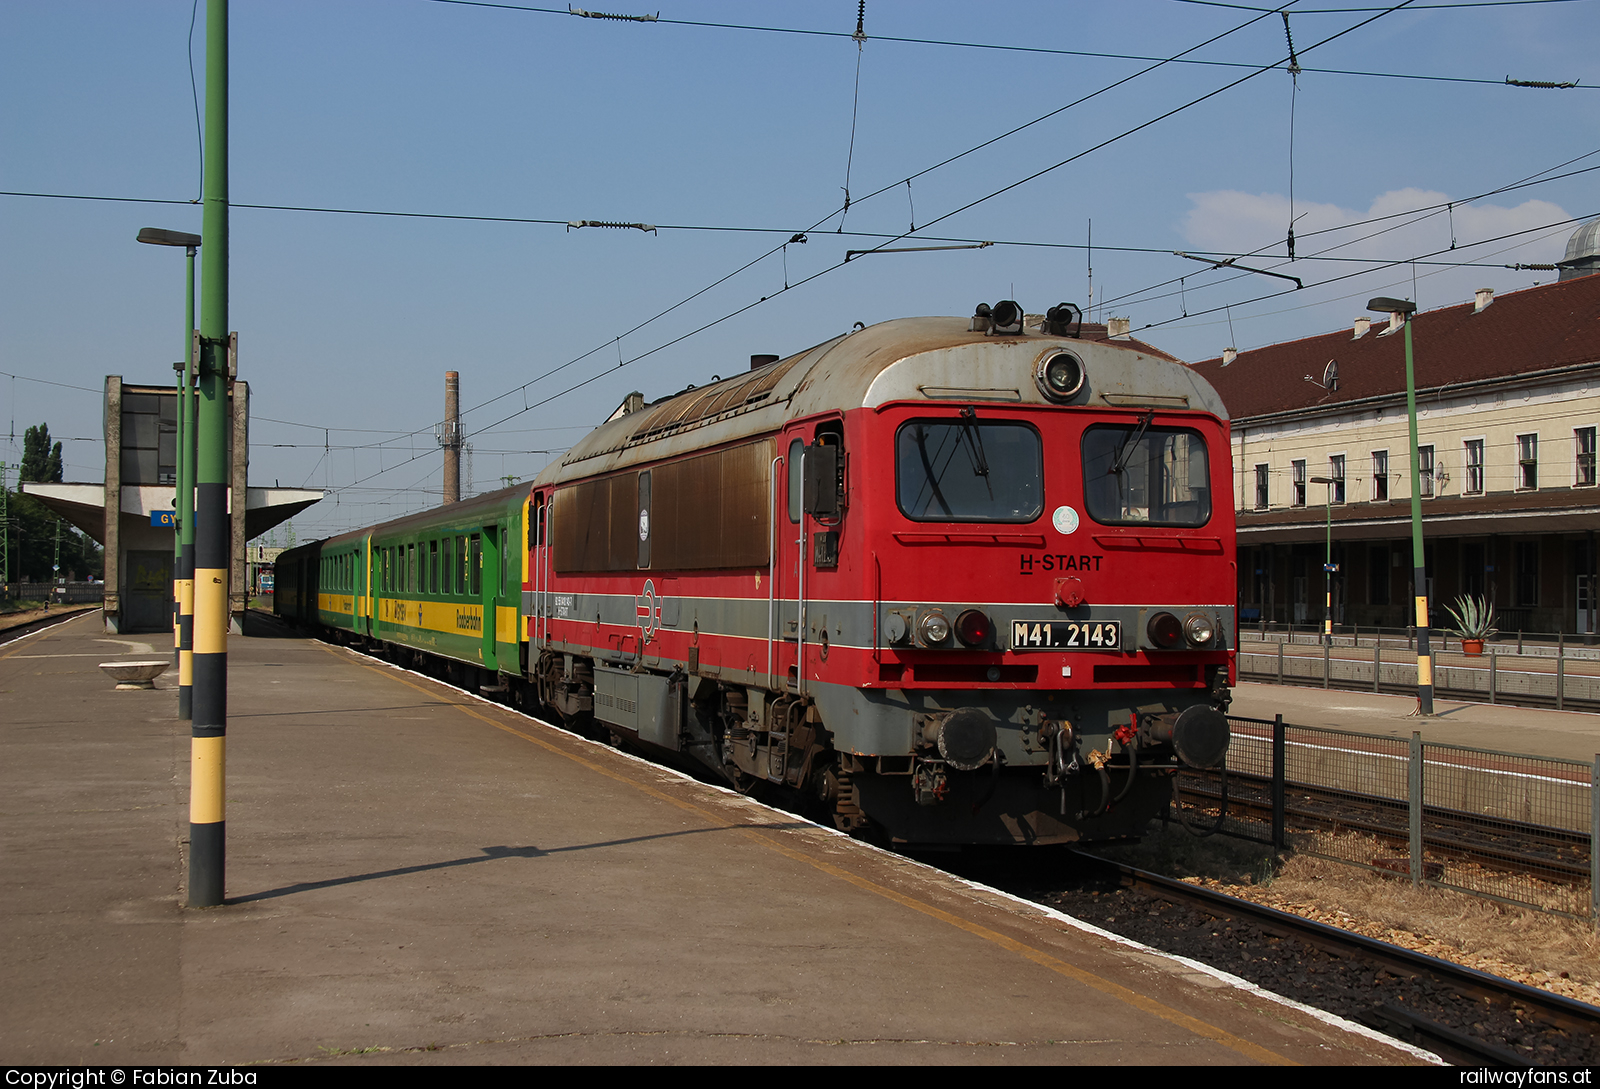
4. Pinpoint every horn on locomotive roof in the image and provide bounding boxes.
[988,299,1024,335]
[1044,303,1083,338]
